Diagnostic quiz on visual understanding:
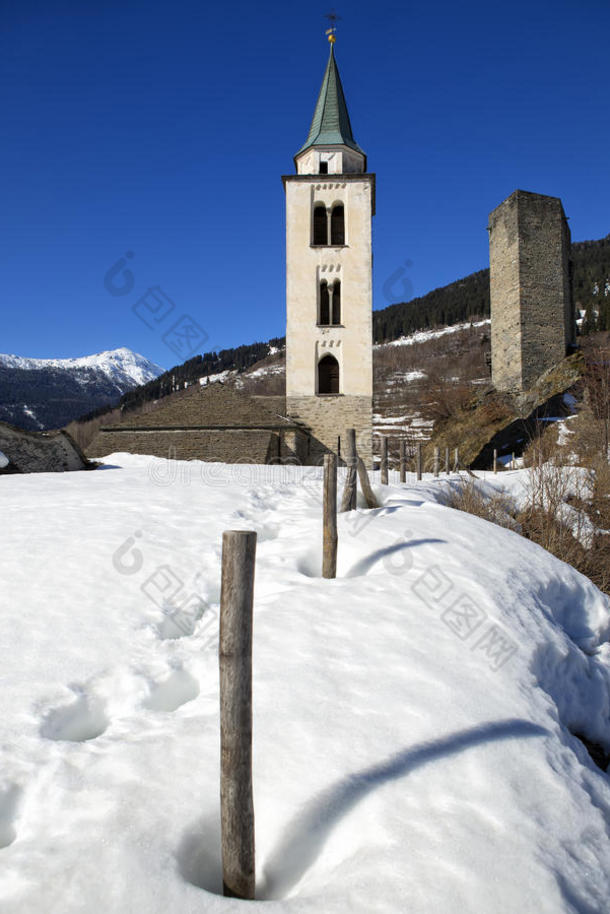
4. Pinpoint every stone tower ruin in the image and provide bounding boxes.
[489,190,575,392]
